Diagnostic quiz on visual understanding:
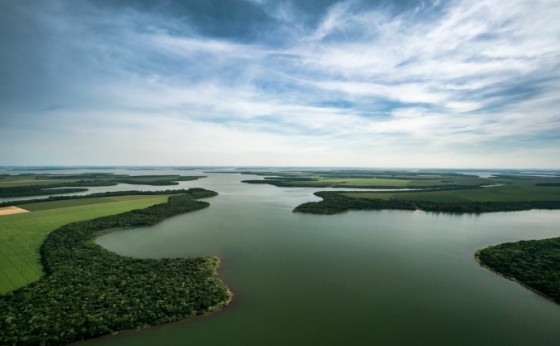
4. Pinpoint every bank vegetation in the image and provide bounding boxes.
[0,189,231,345]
